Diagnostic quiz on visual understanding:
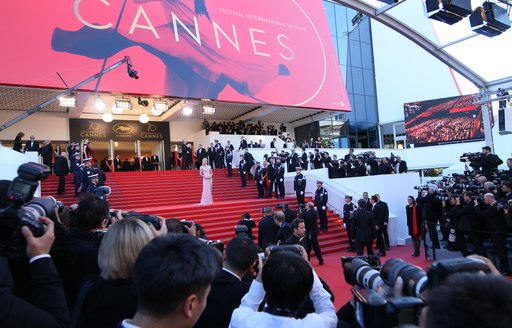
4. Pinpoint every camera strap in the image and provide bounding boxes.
[263,306,296,318]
